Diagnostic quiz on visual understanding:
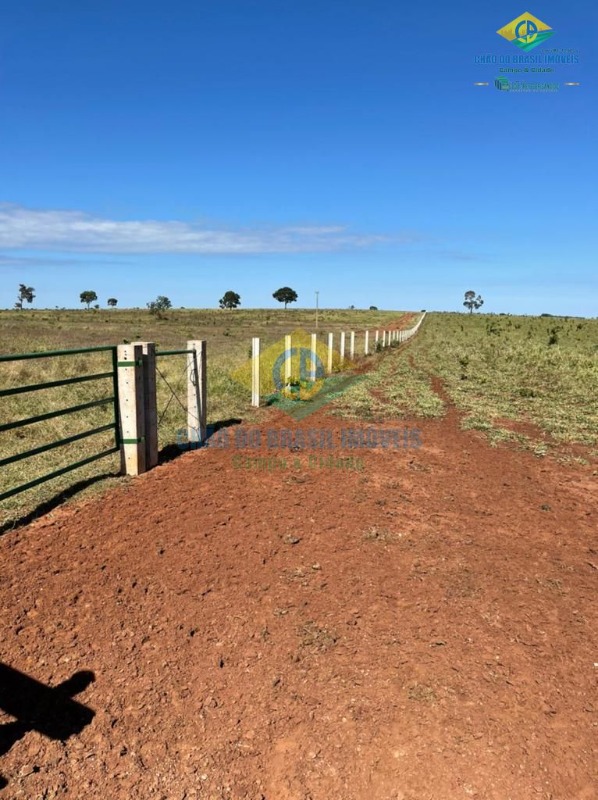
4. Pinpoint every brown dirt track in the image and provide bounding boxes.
[1,369,597,799]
